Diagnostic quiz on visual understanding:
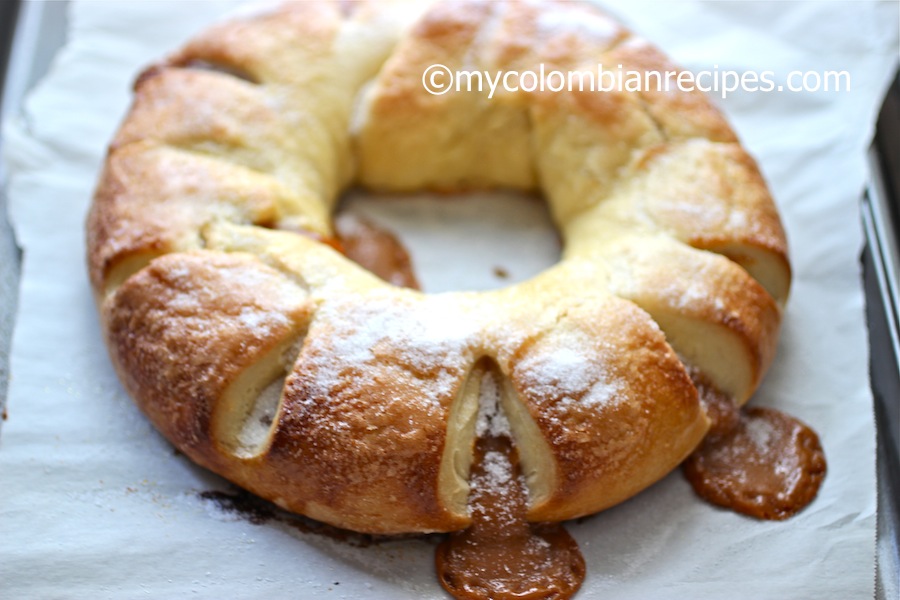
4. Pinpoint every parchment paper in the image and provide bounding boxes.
[1,1,897,598]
